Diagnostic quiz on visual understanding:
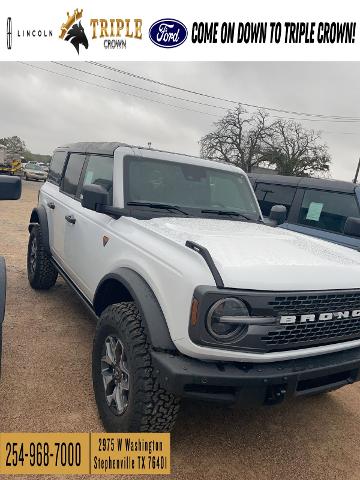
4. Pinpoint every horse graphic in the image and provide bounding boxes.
[65,21,88,54]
